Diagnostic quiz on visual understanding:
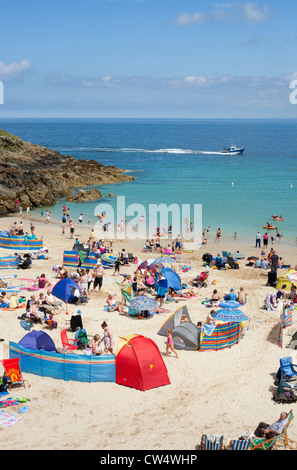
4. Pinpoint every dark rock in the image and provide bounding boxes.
[0,129,134,215]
